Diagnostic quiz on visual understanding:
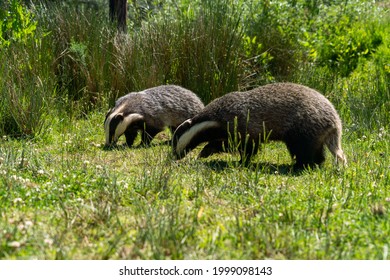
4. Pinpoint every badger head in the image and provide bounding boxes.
[172,119,222,159]
[104,108,144,147]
